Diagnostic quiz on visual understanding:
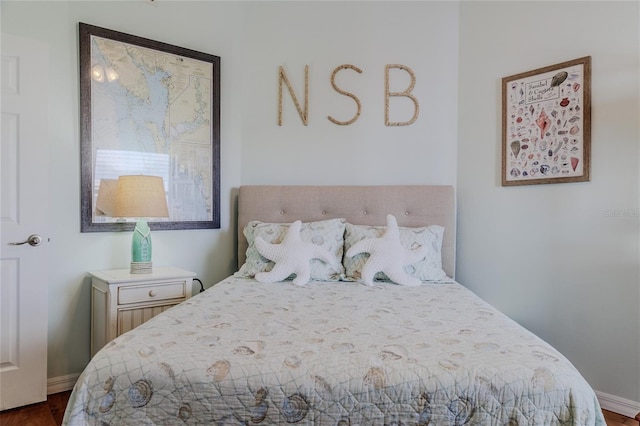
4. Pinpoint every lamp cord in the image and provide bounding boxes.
[193,278,205,293]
